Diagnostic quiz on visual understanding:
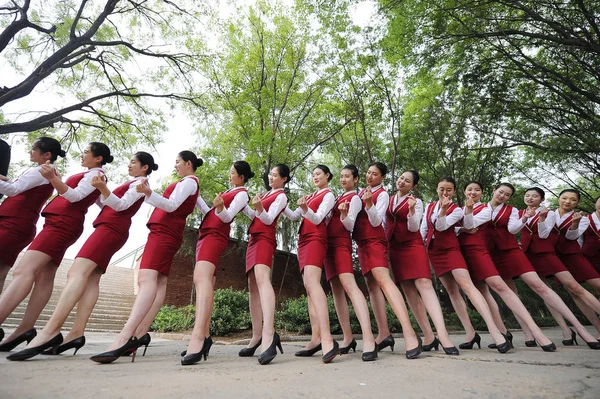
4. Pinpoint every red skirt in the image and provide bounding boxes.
[489,248,535,280]
[324,241,354,281]
[297,235,327,272]
[28,215,83,265]
[195,230,229,272]
[0,216,36,265]
[428,242,467,277]
[525,251,568,277]
[246,233,276,273]
[388,239,431,282]
[558,253,600,282]
[140,224,183,276]
[461,245,500,282]
[77,225,129,273]
[584,252,600,275]
[356,238,389,276]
